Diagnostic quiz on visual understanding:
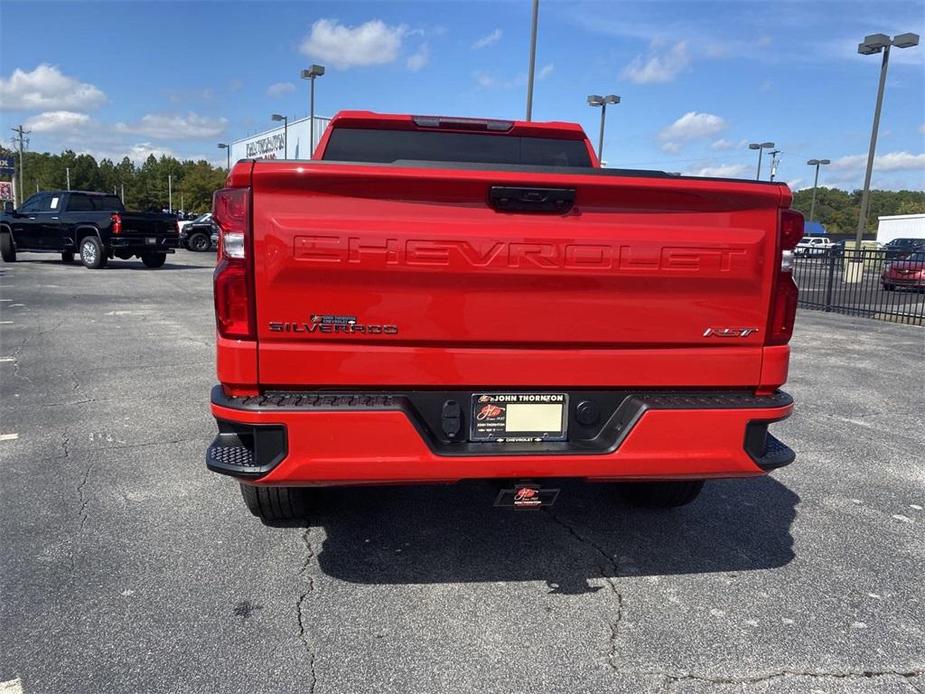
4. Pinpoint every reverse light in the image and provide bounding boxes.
[111,212,122,234]
[781,250,794,272]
